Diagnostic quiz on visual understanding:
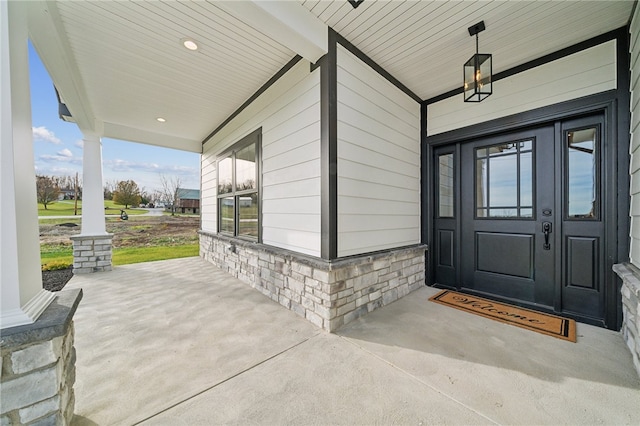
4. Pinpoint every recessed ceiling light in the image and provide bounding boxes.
[156,117,166,123]
[181,38,198,51]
